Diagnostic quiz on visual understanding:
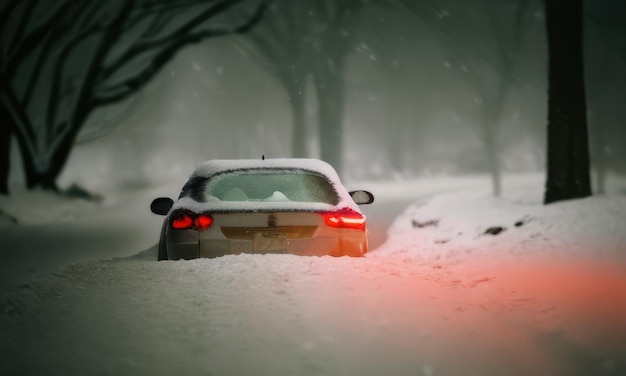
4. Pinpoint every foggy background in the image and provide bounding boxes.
[2,2,626,374]
[4,0,626,193]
